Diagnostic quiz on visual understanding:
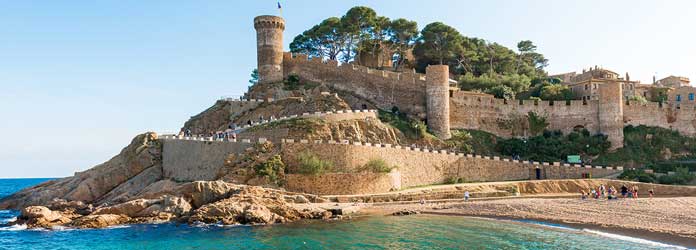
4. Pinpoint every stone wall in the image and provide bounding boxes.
[285,173,398,195]
[449,91,601,137]
[161,138,253,181]
[623,100,696,136]
[282,52,428,117]
[157,136,620,195]
[280,140,619,193]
